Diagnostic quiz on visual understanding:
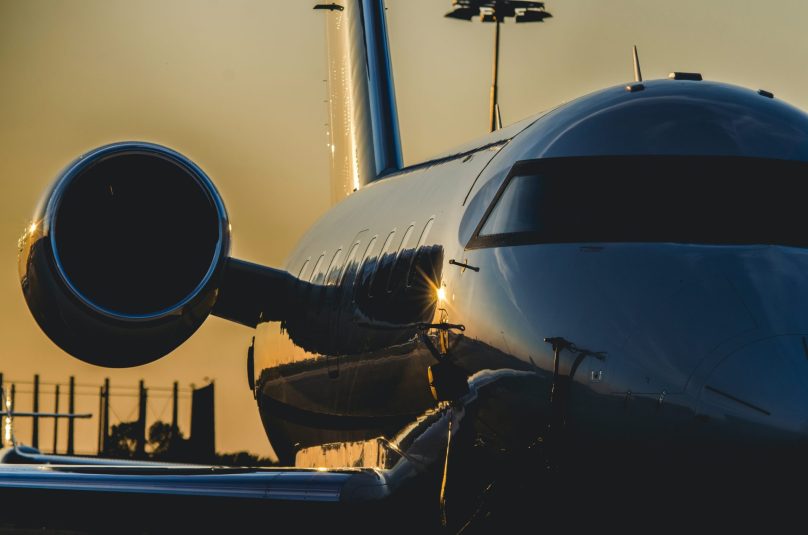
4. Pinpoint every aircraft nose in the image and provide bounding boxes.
[700,335,808,443]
